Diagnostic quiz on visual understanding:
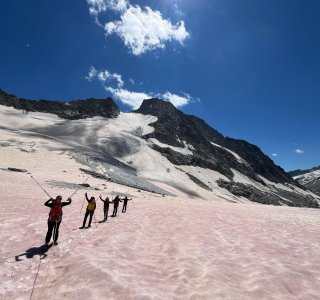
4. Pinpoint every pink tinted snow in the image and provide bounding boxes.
[1,171,320,300]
